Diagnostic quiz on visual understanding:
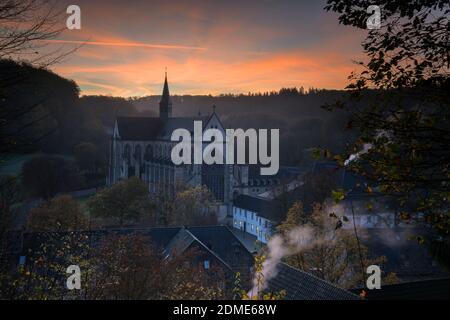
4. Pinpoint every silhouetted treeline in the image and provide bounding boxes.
[133,90,352,165]
[0,60,137,157]
[1,59,353,166]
